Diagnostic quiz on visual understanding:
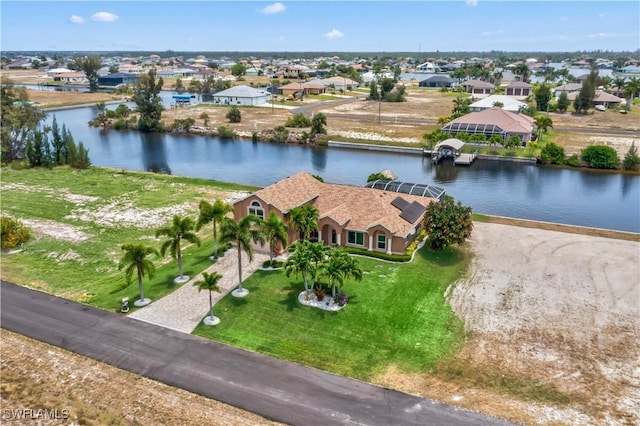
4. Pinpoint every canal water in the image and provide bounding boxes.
[43,103,640,233]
